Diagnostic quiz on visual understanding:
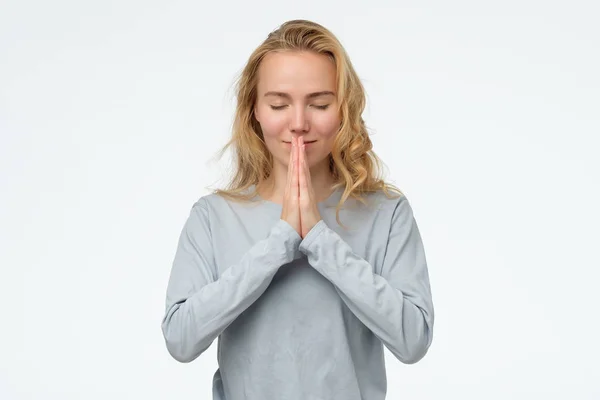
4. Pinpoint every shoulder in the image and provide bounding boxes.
[188,190,265,221]
[354,187,408,212]
[362,189,417,228]
[184,192,225,220]
[192,191,245,209]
